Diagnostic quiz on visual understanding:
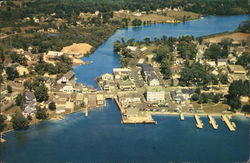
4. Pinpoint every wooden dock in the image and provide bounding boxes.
[194,114,203,128]
[114,98,124,114]
[221,115,235,131]
[208,115,218,129]
[180,113,184,120]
